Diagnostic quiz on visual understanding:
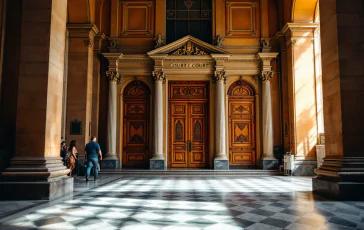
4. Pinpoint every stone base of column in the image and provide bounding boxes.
[150,159,165,170]
[312,177,364,200]
[0,177,73,200]
[313,157,364,200]
[101,159,120,169]
[293,160,317,176]
[214,159,229,170]
[260,159,279,170]
[0,157,73,200]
